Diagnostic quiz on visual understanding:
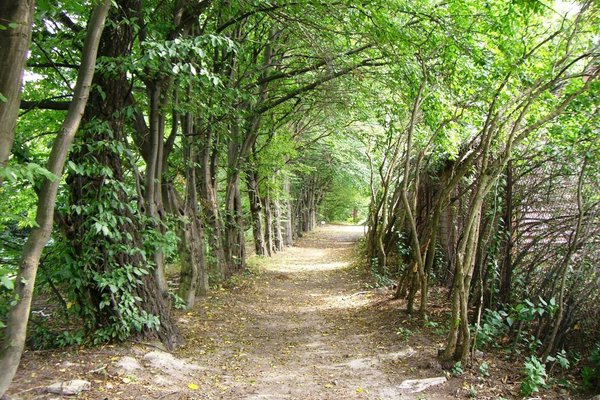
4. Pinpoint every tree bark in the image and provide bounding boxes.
[0,2,110,396]
[499,160,514,305]
[283,176,294,246]
[263,193,274,256]
[247,166,266,256]
[273,197,284,252]
[65,0,180,350]
[198,124,227,280]
[178,112,208,308]
[0,0,35,184]
[145,78,170,296]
